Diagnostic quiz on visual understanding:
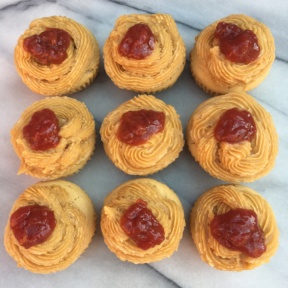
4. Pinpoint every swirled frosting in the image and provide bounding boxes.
[103,14,186,93]
[101,178,185,263]
[186,92,278,182]
[190,185,279,271]
[190,14,275,95]
[100,94,184,175]
[4,180,96,274]
[14,16,100,96]
[11,97,96,180]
